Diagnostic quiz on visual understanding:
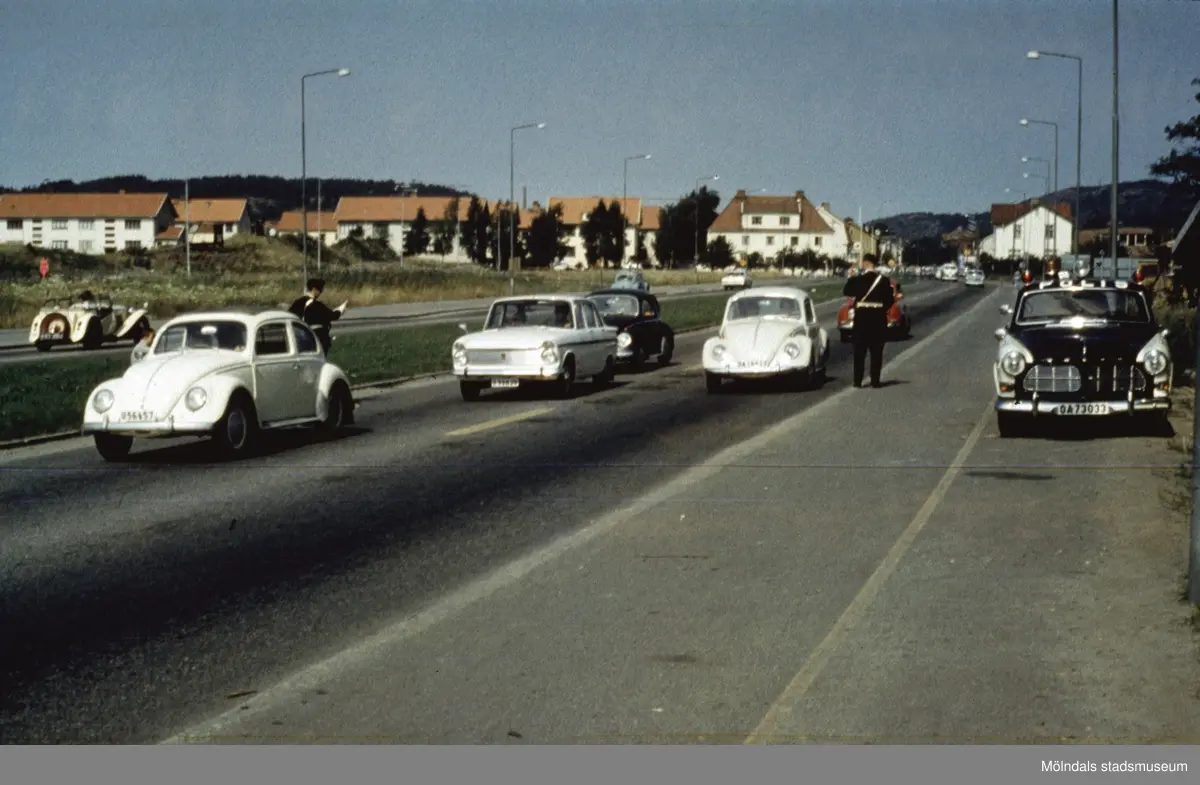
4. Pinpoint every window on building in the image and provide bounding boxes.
[51,240,68,249]
[790,236,799,246]
[742,235,750,246]
[767,236,775,246]
[80,240,94,252]
[374,223,389,238]
[6,220,21,230]
[780,216,790,226]
[751,216,762,225]
[125,219,141,230]
[51,219,68,230]
[1014,224,1023,239]
[79,219,94,230]
[125,240,142,250]
[1045,224,1055,239]
[815,236,822,247]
